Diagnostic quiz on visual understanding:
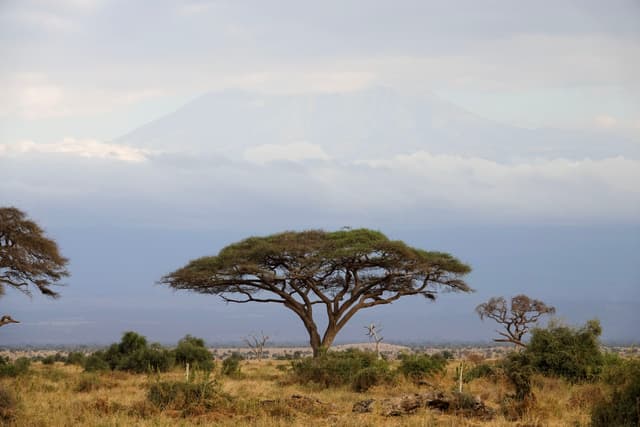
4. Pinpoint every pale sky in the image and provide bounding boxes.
[0,0,638,346]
